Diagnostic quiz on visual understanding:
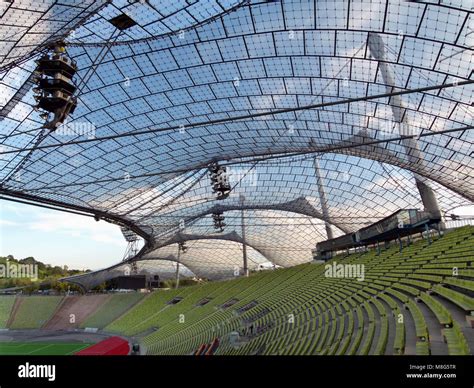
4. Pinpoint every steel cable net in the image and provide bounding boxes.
[143,239,269,280]
[0,0,110,72]
[63,259,194,290]
[0,0,473,286]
